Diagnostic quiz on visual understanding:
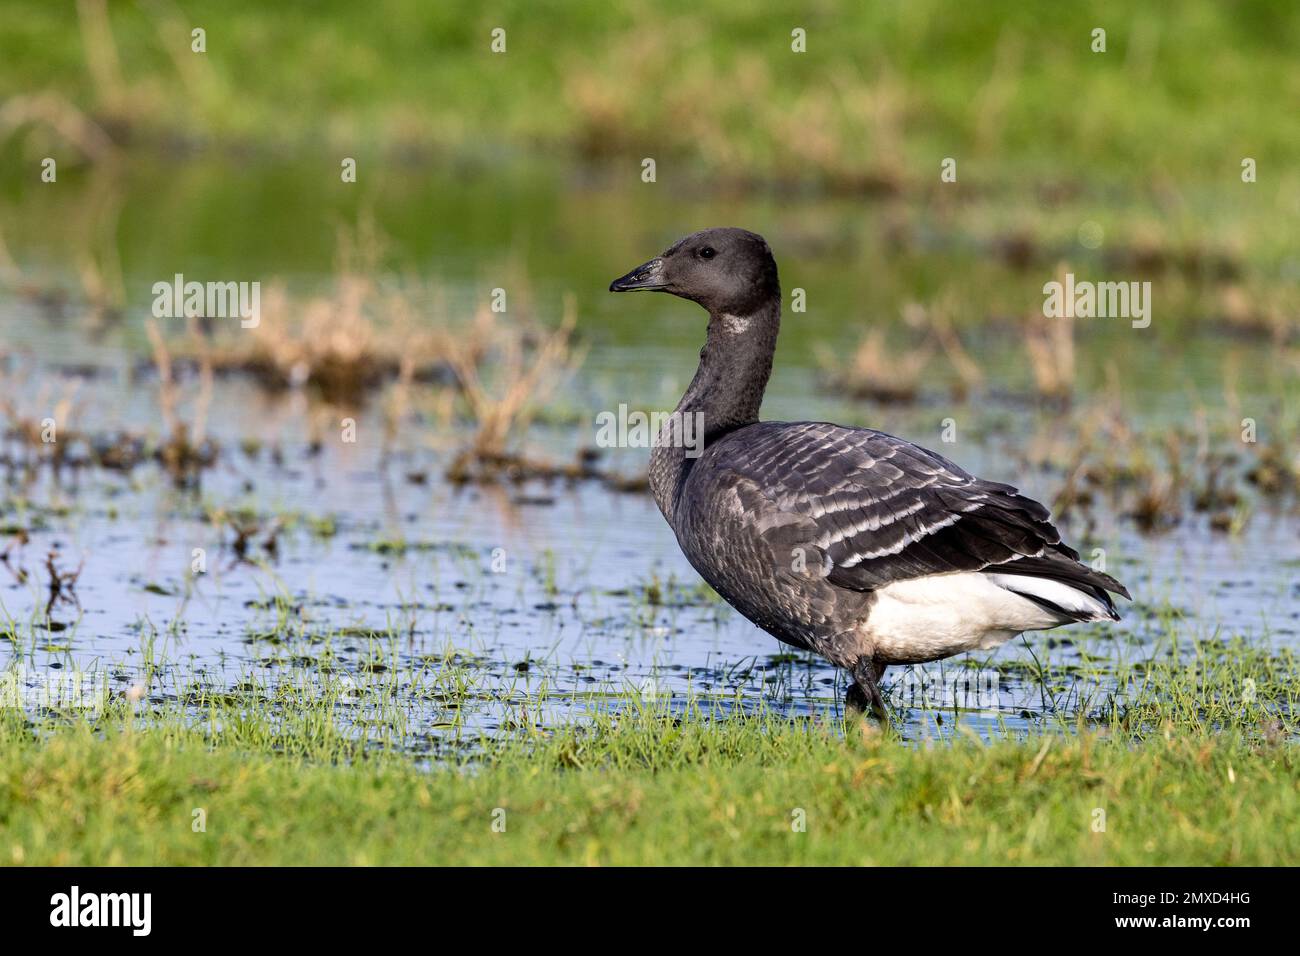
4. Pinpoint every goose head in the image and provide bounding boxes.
[609,227,779,316]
